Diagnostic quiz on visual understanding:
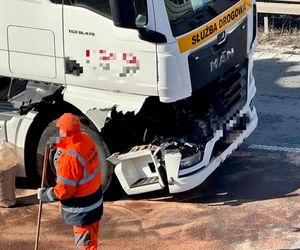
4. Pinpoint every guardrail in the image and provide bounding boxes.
[257,0,300,15]
[256,0,300,33]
